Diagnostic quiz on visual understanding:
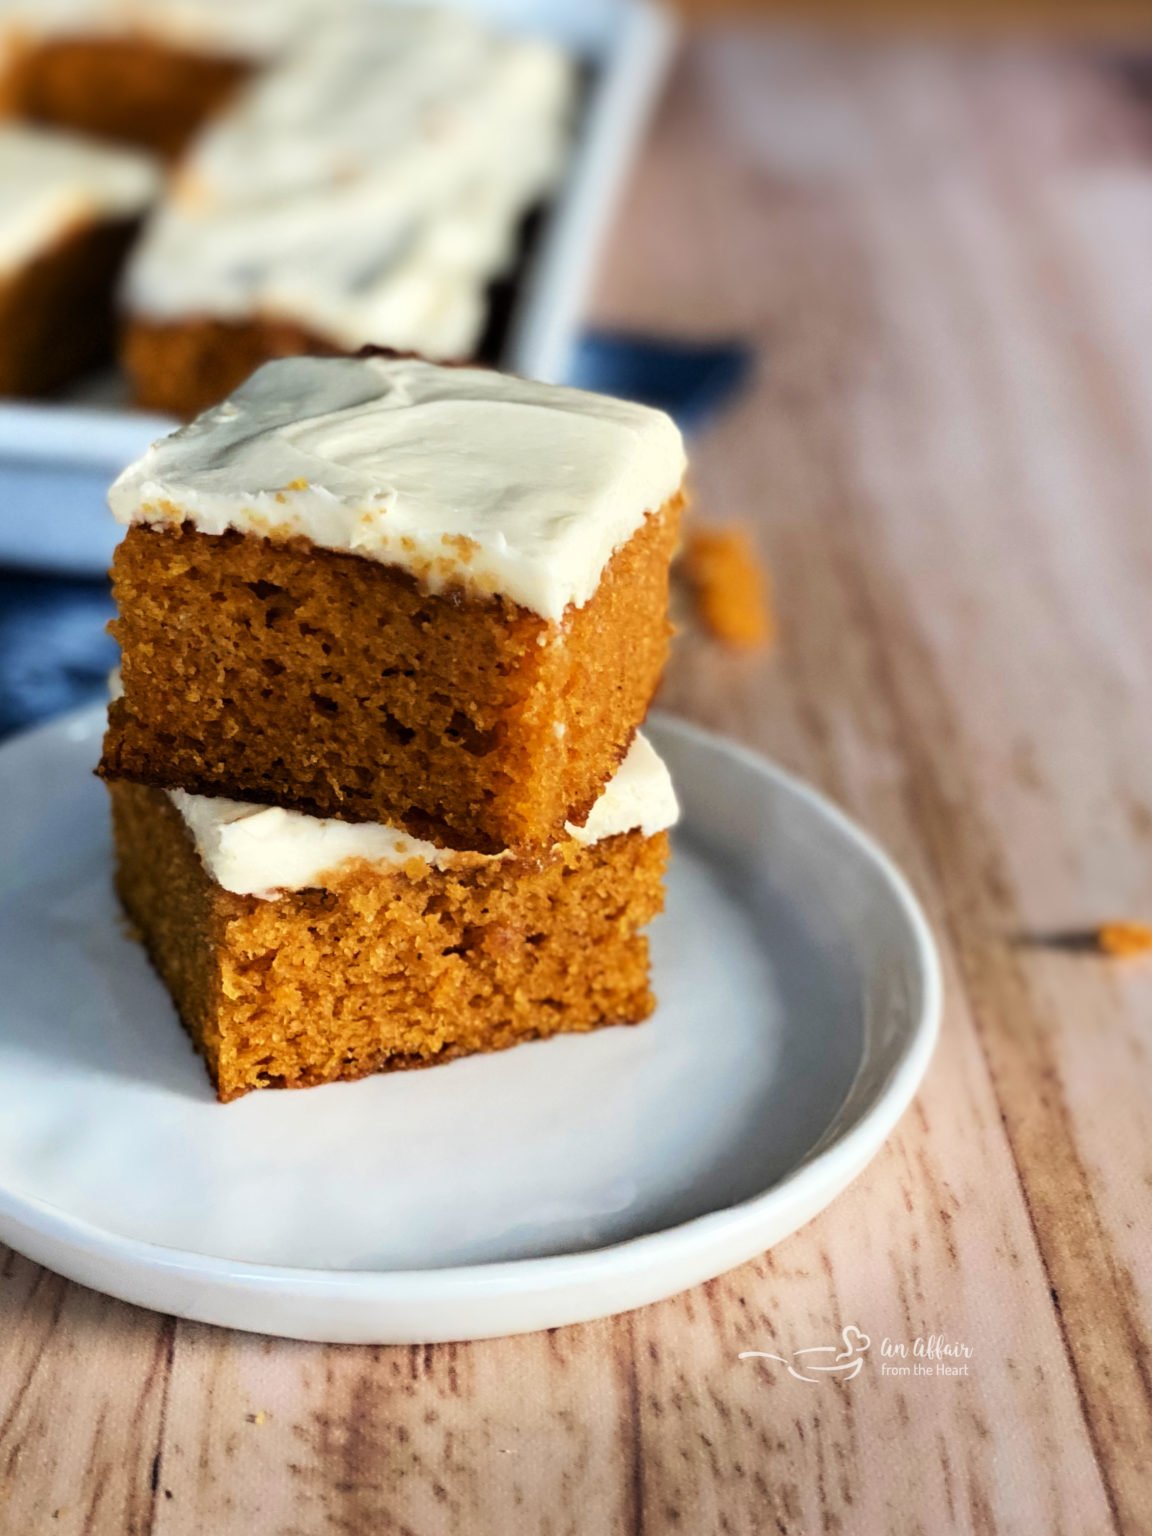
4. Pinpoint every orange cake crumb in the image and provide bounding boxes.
[682,526,774,651]
[1097,921,1152,958]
